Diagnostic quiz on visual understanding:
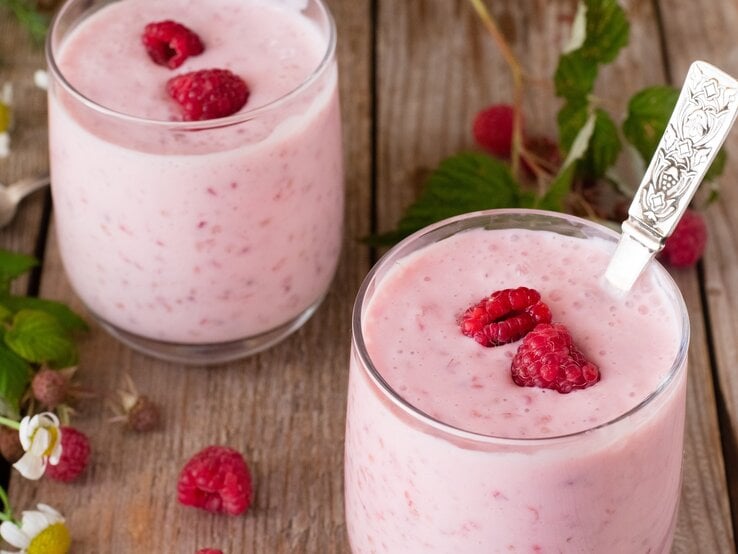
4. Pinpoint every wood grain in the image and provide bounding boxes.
[0,17,50,294]
[656,0,738,542]
[375,0,733,552]
[7,0,371,551]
